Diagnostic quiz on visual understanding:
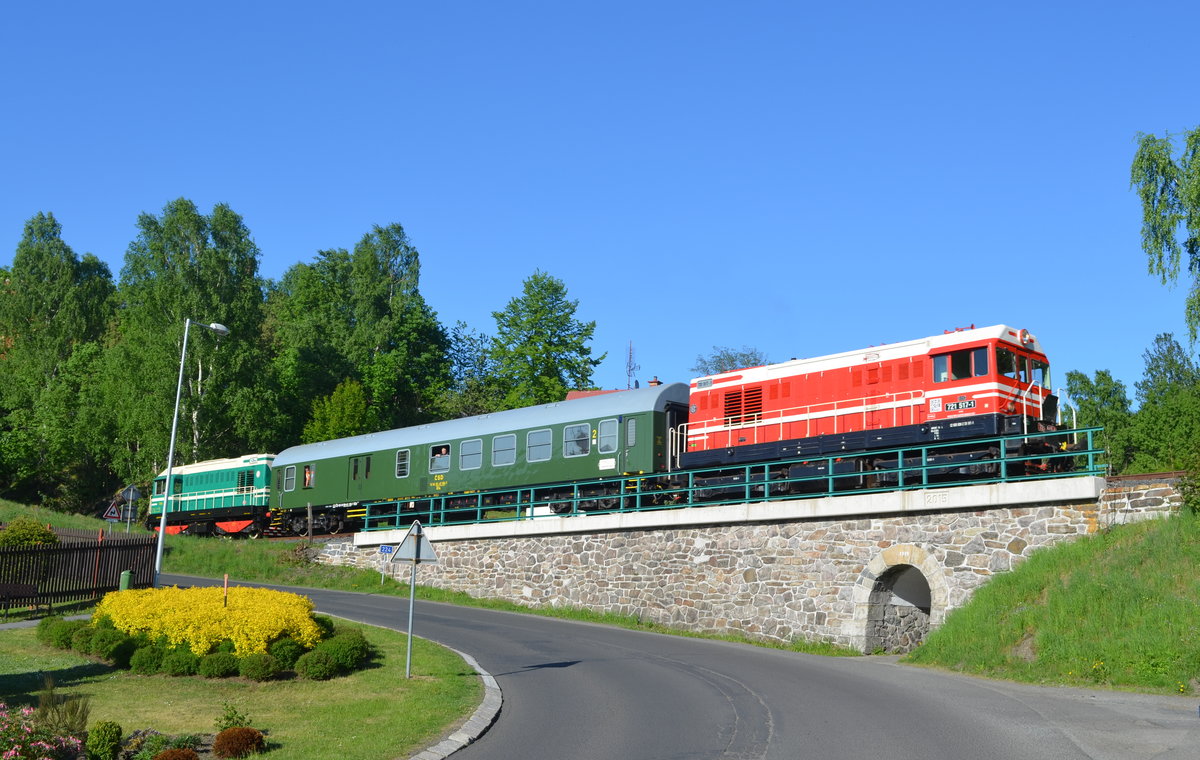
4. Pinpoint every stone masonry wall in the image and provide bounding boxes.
[318,475,1182,651]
